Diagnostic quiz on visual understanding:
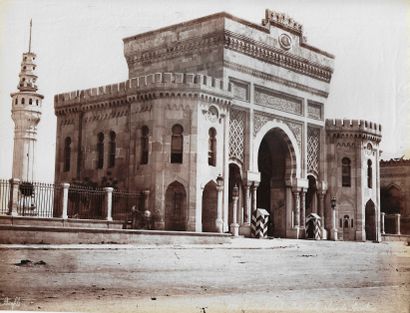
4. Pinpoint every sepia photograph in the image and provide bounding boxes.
[0,0,409,312]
